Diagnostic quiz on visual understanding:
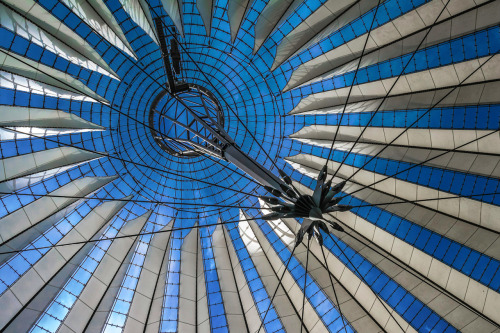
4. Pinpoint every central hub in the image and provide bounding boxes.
[149,84,225,158]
